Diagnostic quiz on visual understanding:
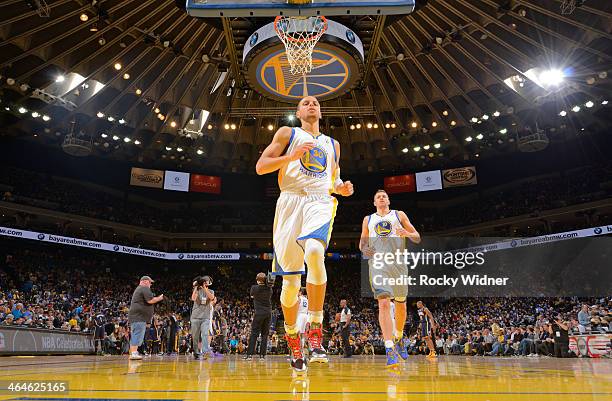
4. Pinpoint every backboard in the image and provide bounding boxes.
[185,0,415,18]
